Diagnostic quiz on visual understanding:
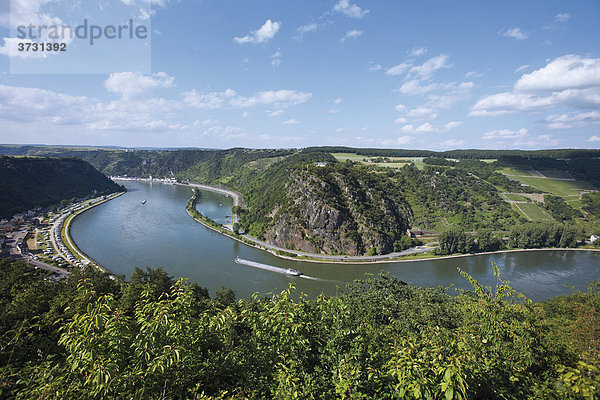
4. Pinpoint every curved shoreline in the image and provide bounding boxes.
[60,192,125,274]
[179,181,600,264]
[105,178,600,266]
